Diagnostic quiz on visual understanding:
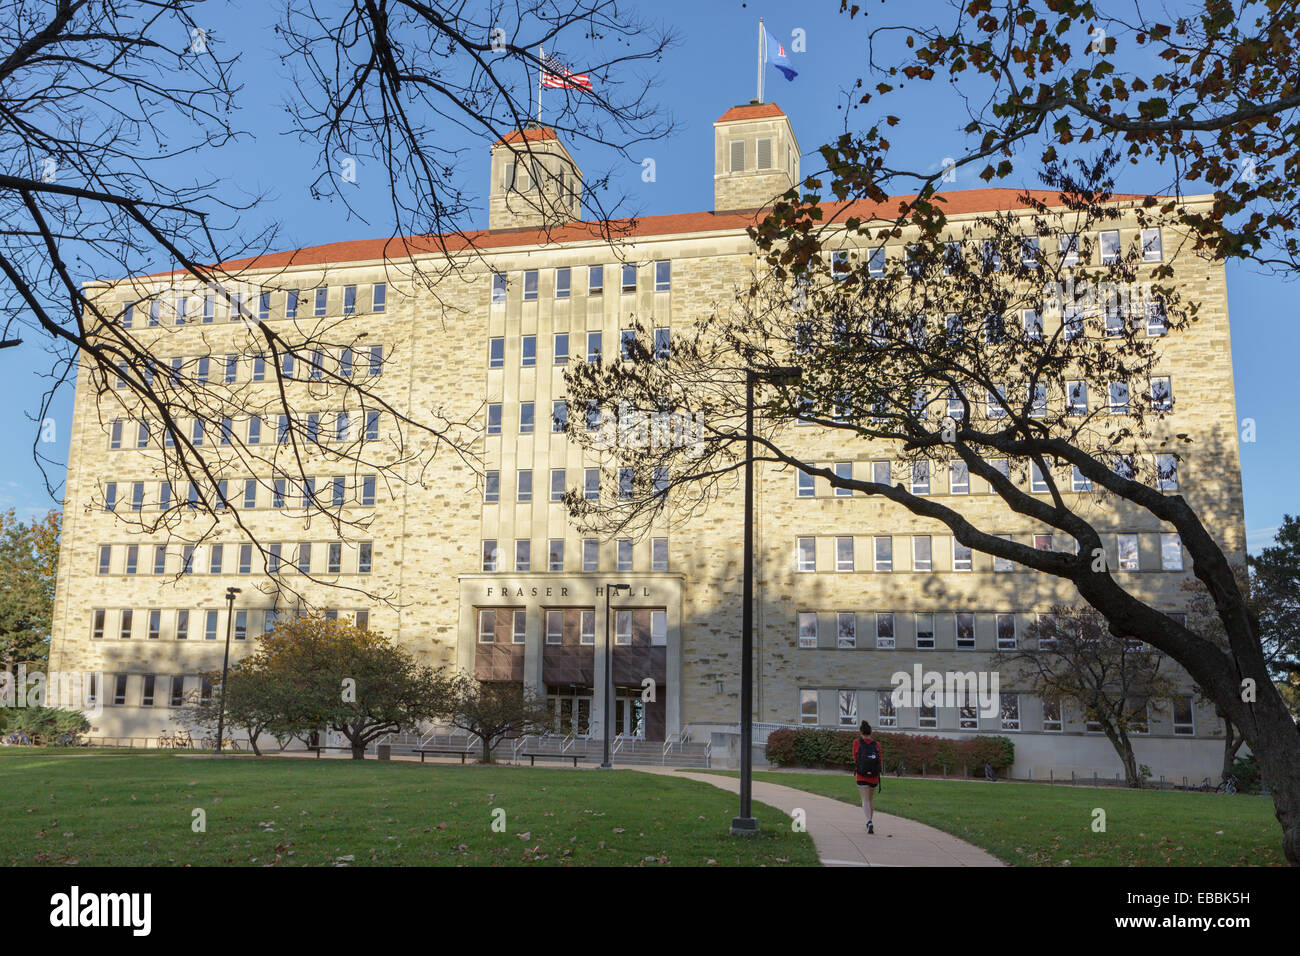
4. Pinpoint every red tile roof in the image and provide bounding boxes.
[495,127,558,145]
[717,103,786,123]
[146,187,1158,277]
